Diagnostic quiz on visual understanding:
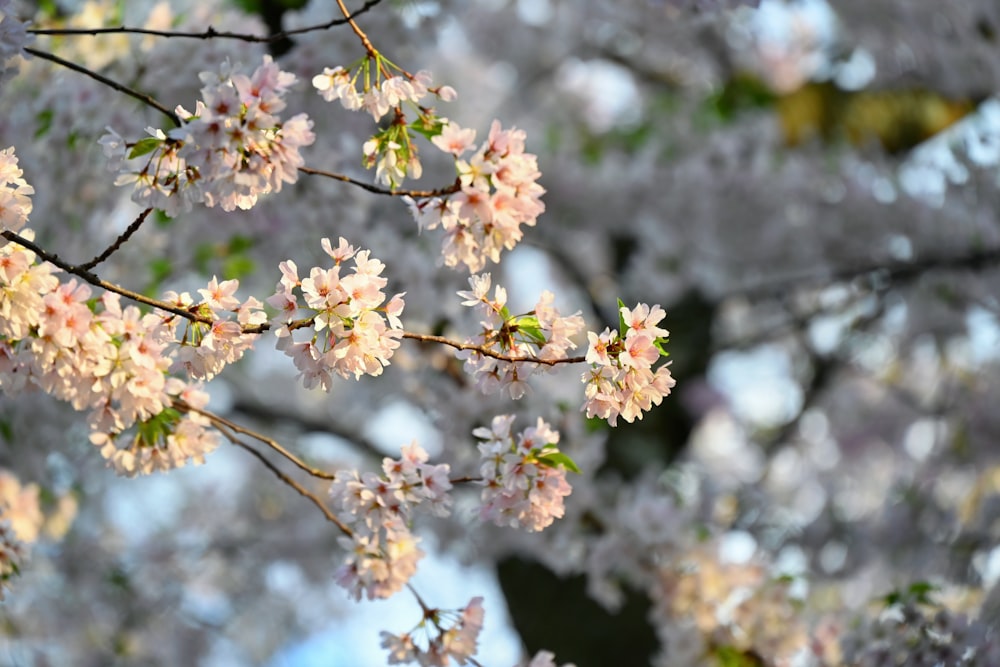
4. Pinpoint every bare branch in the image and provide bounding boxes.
[28,0,386,43]
[402,331,586,366]
[78,208,153,272]
[298,166,460,198]
[24,47,181,126]
[182,401,337,481]
[211,420,351,536]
